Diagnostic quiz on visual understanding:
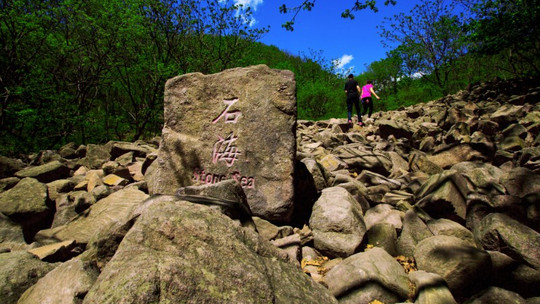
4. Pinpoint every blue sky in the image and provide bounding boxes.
[232,0,423,75]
